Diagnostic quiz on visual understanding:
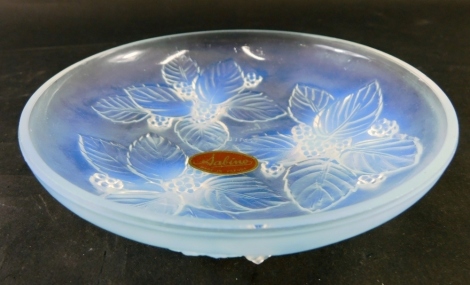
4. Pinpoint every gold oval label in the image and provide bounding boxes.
[188,151,258,175]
